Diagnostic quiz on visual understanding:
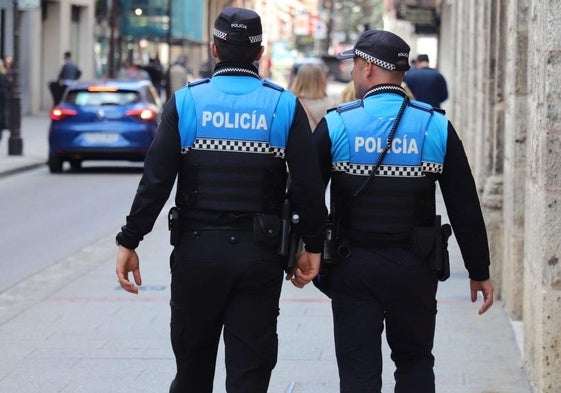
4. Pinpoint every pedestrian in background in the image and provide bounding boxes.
[338,80,356,104]
[339,77,414,105]
[58,51,81,82]
[166,56,189,99]
[290,63,337,130]
[116,59,150,81]
[403,53,448,108]
[49,51,82,105]
[312,30,494,392]
[144,57,164,97]
[115,7,326,393]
